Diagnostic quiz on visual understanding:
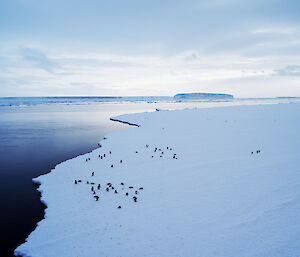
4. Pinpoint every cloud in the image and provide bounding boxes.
[19,47,60,73]
[276,65,300,76]
[1,45,300,97]
[251,27,298,35]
